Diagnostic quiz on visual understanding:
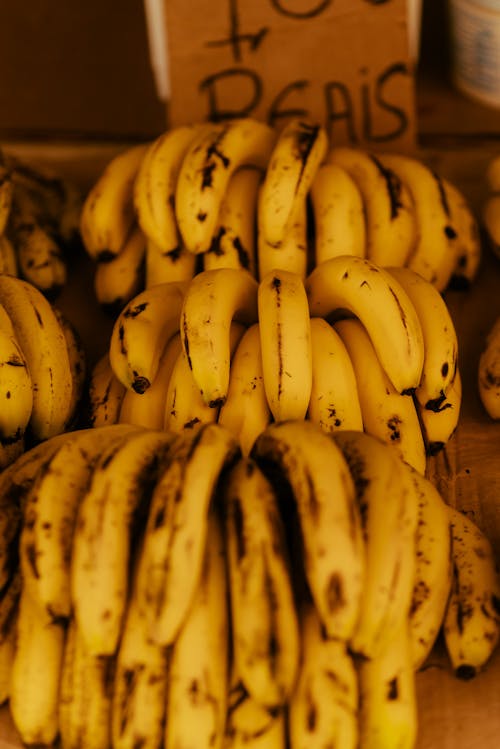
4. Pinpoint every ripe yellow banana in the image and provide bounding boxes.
[251,420,364,641]
[0,274,73,440]
[0,568,21,705]
[176,118,276,254]
[307,316,363,432]
[133,123,205,253]
[288,600,358,749]
[386,265,459,409]
[224,675,286,749]
[93,223,147,313]
[53,307,87,429]
[305,254,425,394]
[135,423,240,646]
[258,269,312,422]
[223,457,300,708]
[335,317,427,474]
[310,161,366,264]
[443,178,481,288]
[326,146,416,267]
[203,165,262,276]
[257,190,309,281]
[80,142,149,261]
[180,267,259,407]
[109,279,189,393]
[332,429,419,658]
[443,505,500,679]
[357,620,418,749]
[417,365,462,455]
[218,322,272,456]
[144,238,197,287]
[0,301,33,442]
[164,509,229,749]
[379,152,458,291]
[478,315,500,419]
[71,428,175,655]
[258,119,327,248]
[88,352,127,427]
